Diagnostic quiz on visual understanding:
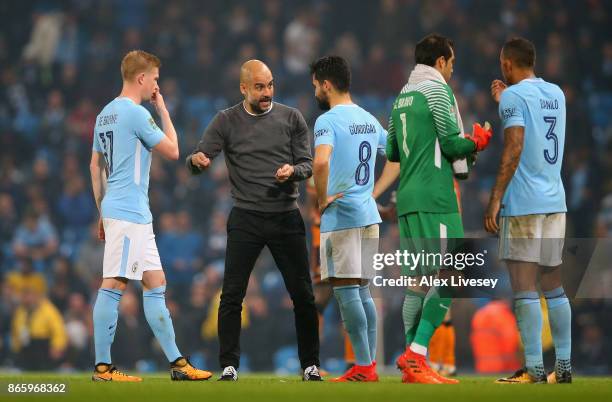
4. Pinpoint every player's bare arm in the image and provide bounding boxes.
[313,144,342,213]
[89,151,107,241]
[372,160,400,200]
[306,181,321,226]
[485,126,524,233]
[151,90,180,160]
